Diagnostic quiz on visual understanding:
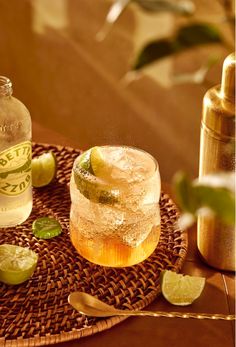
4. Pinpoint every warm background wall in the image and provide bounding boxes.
[0,0,232,181]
